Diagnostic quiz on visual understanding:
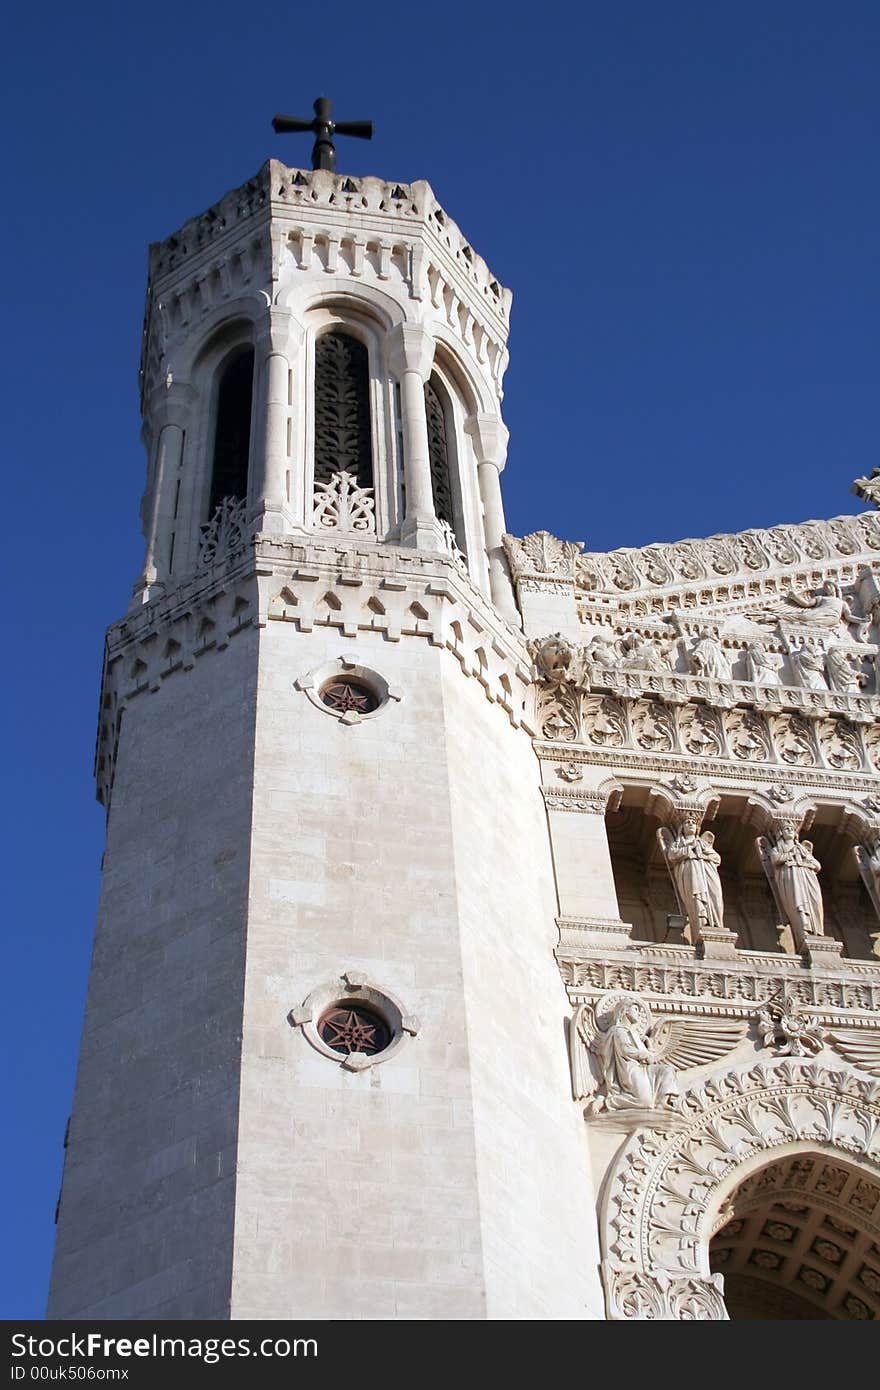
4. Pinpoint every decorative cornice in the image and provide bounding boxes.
[574,512,880,599]
[534,741,880,797]
[541,787,609,814]
[558,949,880,1018]
[543,662,878,720]
[96,535,534,808]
